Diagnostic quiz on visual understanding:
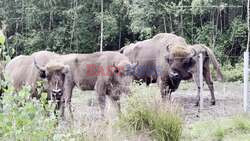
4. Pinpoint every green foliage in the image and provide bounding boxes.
[194,23,214,46]
[191,0,213,15]
[221,63,243,82]
[120,83,183,141]
[0,0,247,67]
[0,85,57,141]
